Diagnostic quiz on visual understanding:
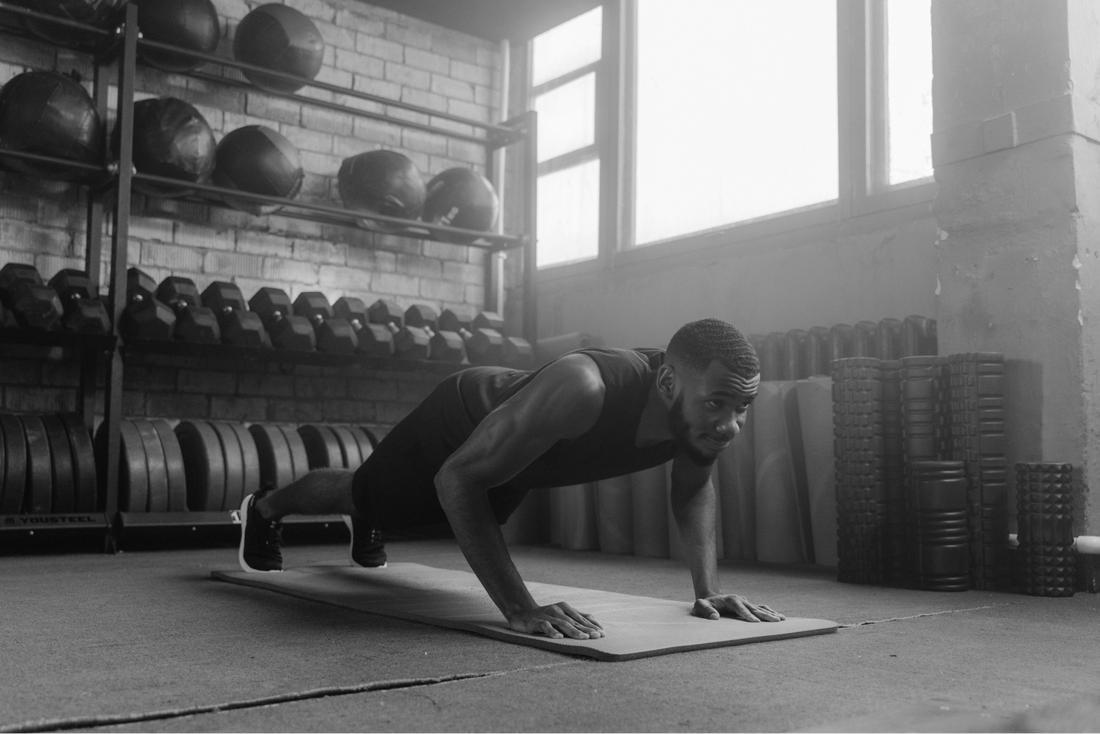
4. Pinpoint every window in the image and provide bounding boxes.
[532,7,603,268]
[633,0,838,246]
[886,0,933,184]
